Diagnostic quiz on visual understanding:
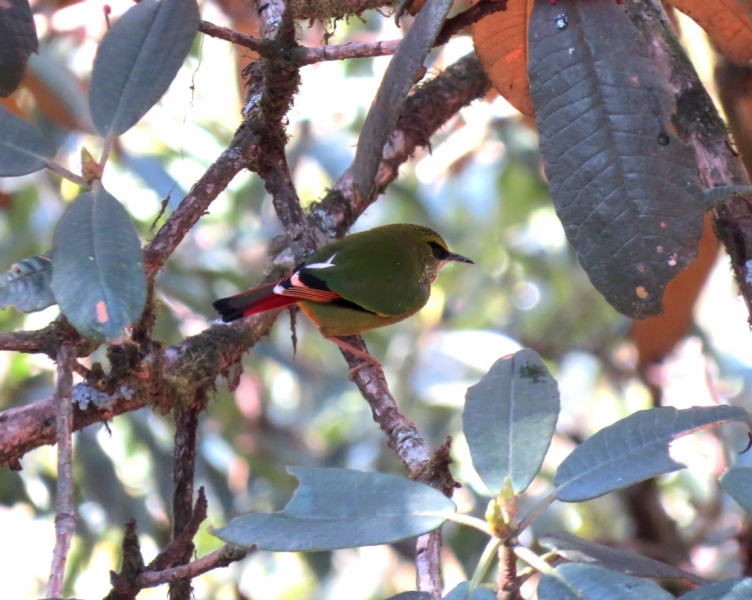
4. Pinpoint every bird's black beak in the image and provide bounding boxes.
[446,252,474,264]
